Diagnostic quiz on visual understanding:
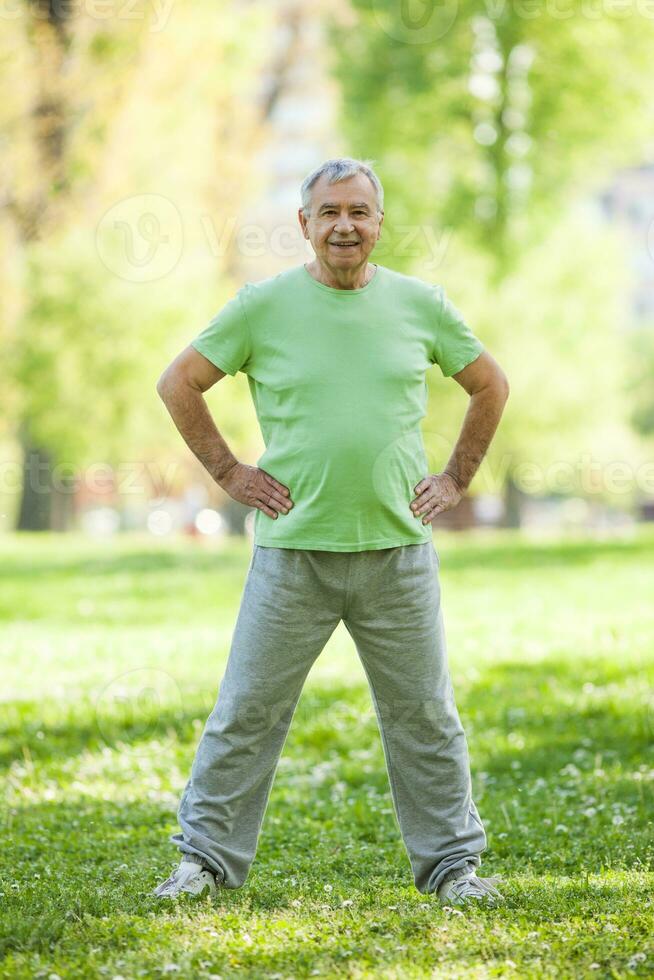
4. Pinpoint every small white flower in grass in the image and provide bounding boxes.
[589,965,601,970]
[162,968,180,974]
[612,814,624,826]
[242,933,253,945]
[387,905,398,910]
[341,899,353,907]
[583,807,597,818]
[628,954,646,967]
[555,824,568,834]
[323,884,333,892]
[291,898,302,908]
